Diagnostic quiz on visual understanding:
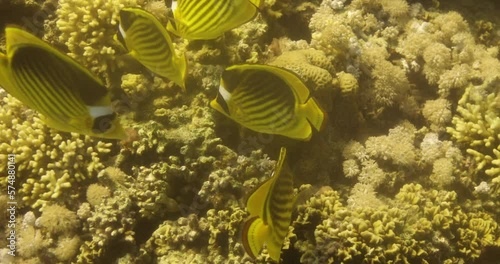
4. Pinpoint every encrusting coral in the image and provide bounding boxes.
[294,184,500,264]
